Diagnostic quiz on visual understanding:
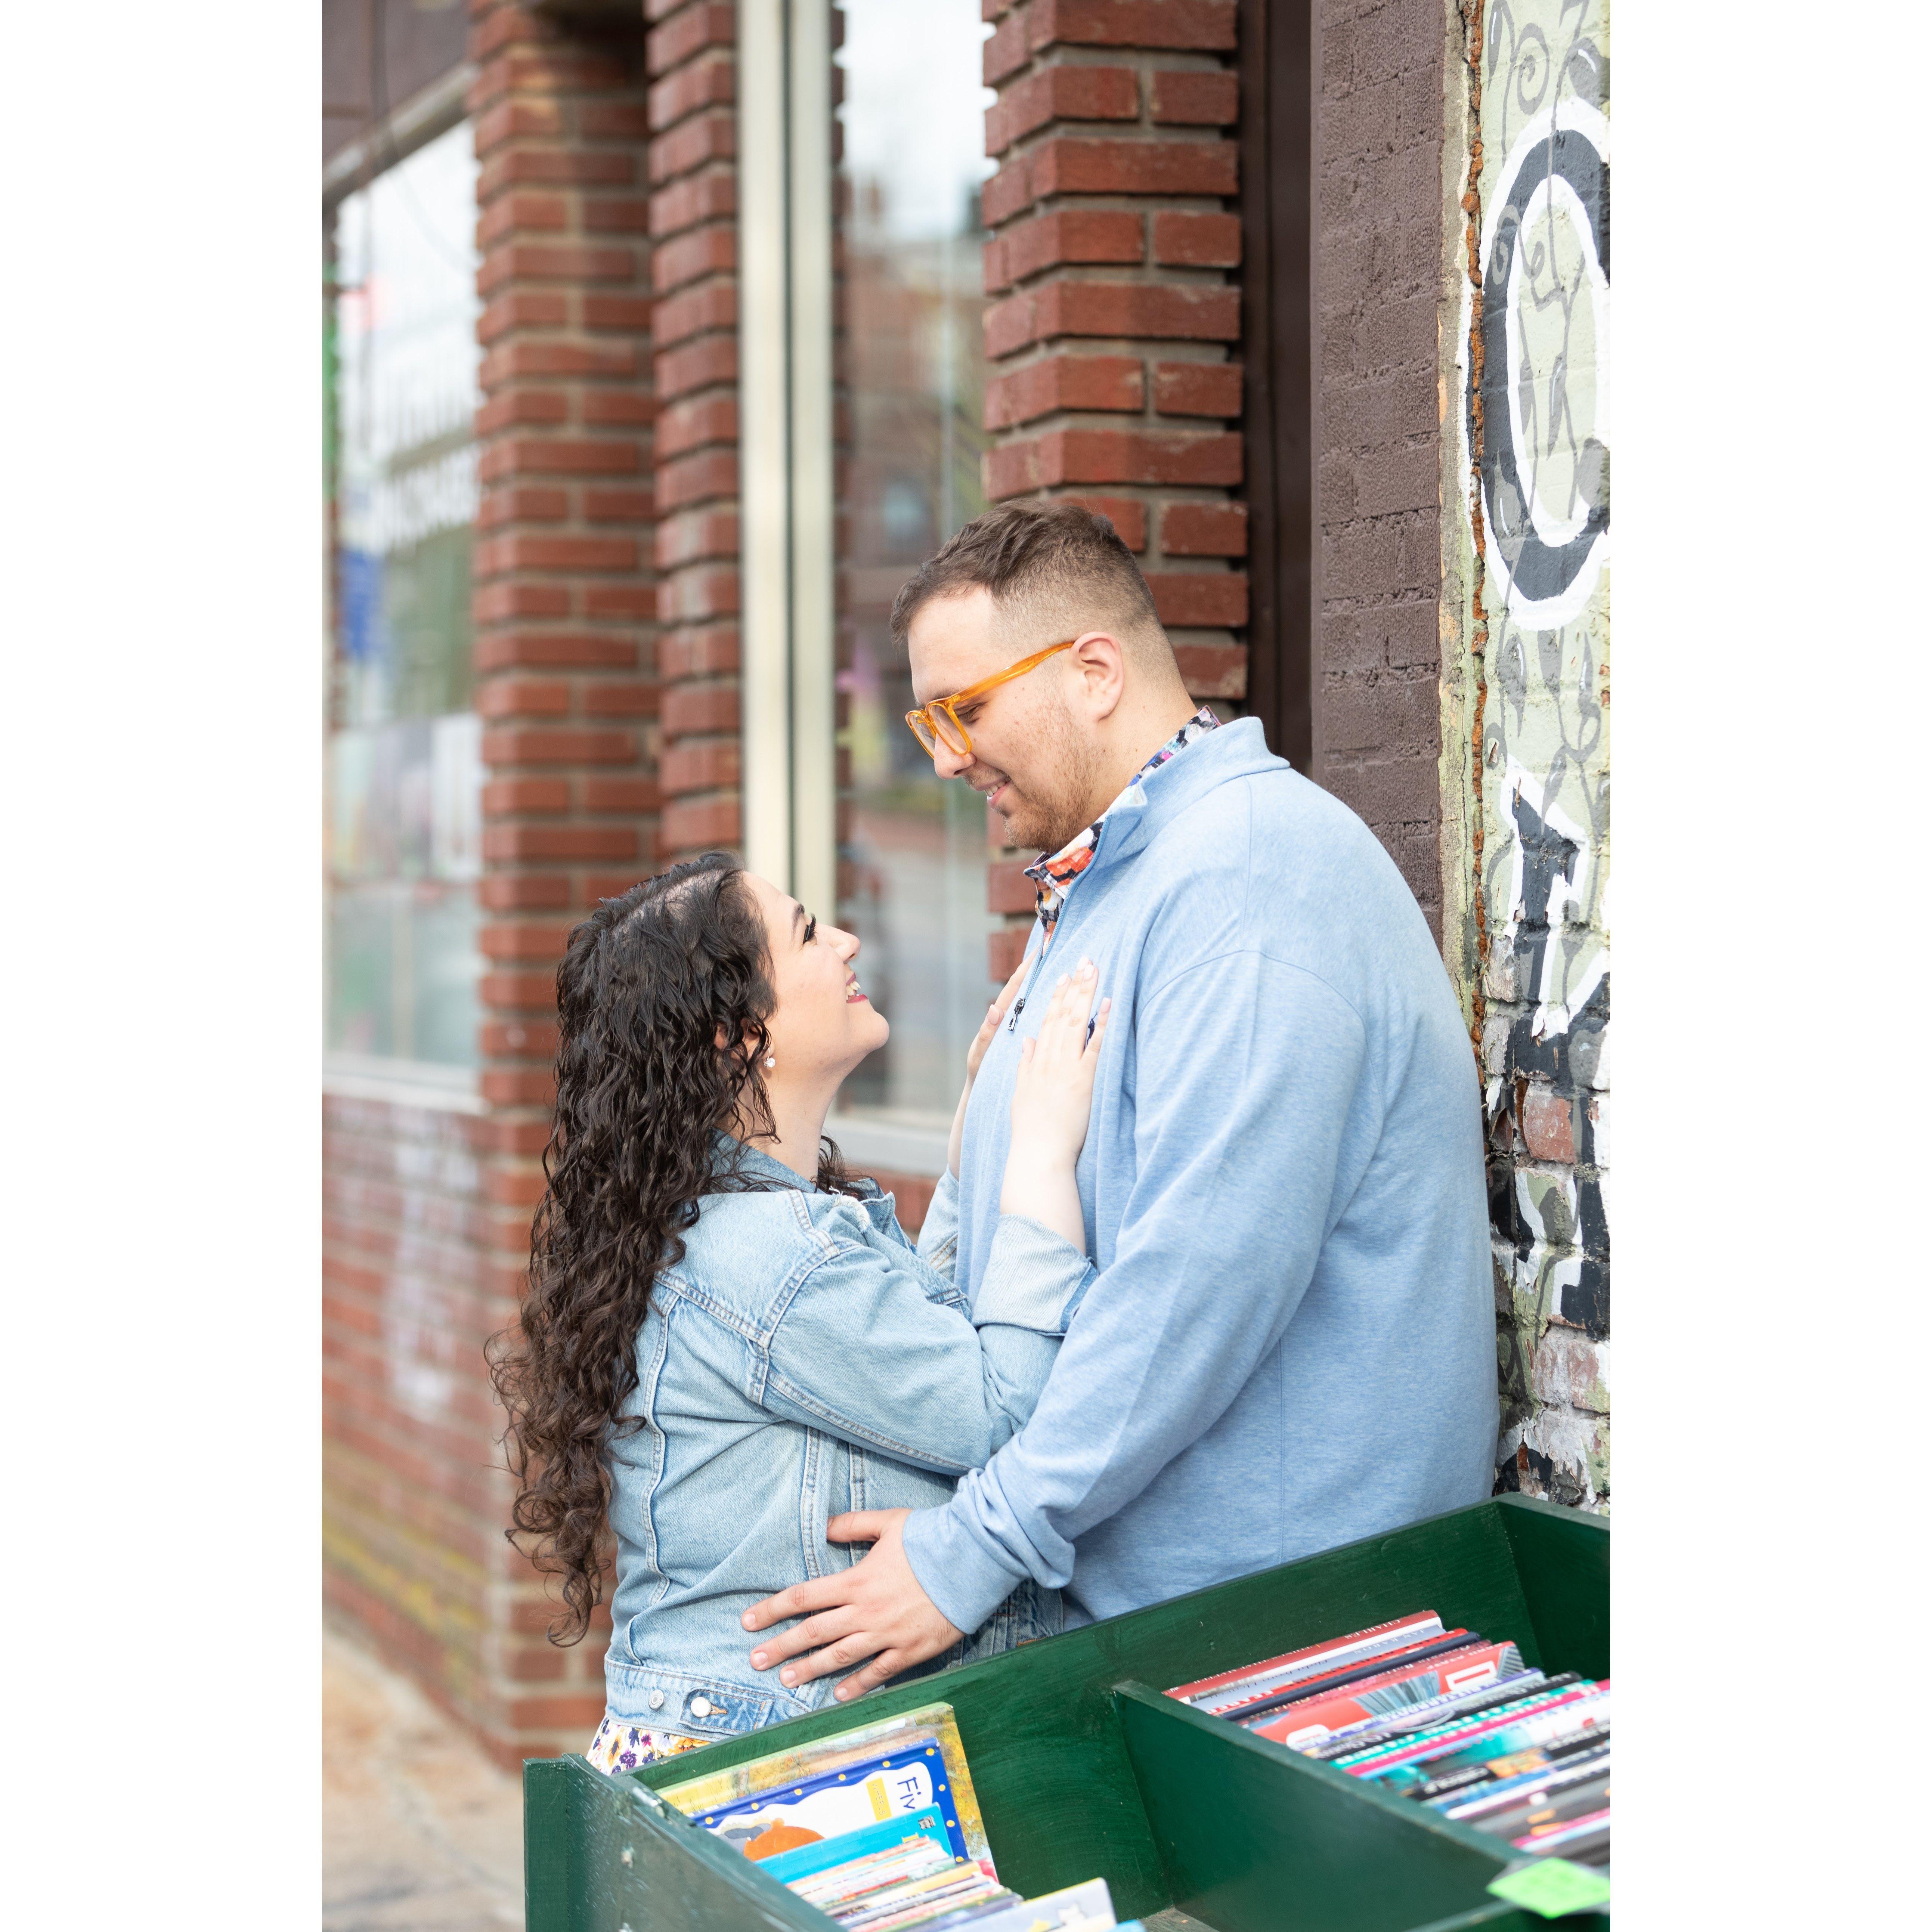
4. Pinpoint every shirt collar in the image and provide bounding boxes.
[1022,706,1222,934]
